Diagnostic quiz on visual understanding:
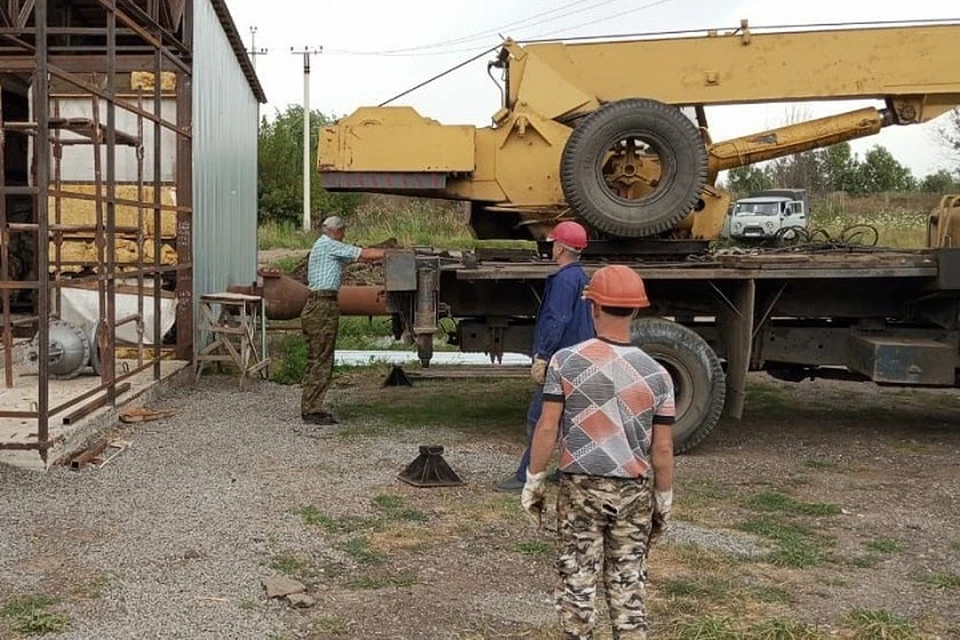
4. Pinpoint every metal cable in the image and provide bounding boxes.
[377,45,501,106]
[330,0,621,56]
[518,16,960,44]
